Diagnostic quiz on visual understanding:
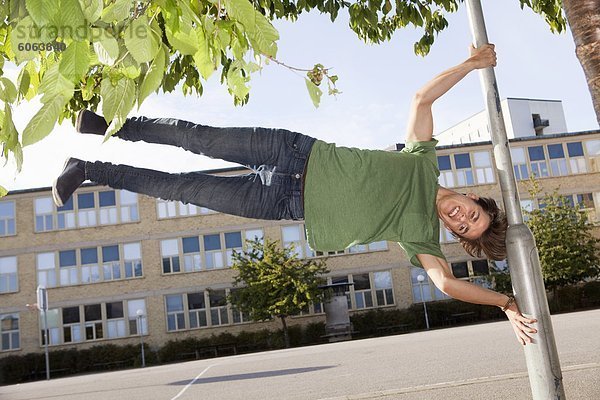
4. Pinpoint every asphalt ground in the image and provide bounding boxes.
[1,309,599,400]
